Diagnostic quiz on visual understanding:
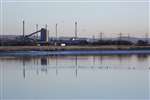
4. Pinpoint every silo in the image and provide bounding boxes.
[40,28,48,42]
